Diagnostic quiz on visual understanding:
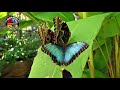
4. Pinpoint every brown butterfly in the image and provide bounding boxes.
[38,25,54,46]
[53,16,71,47]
